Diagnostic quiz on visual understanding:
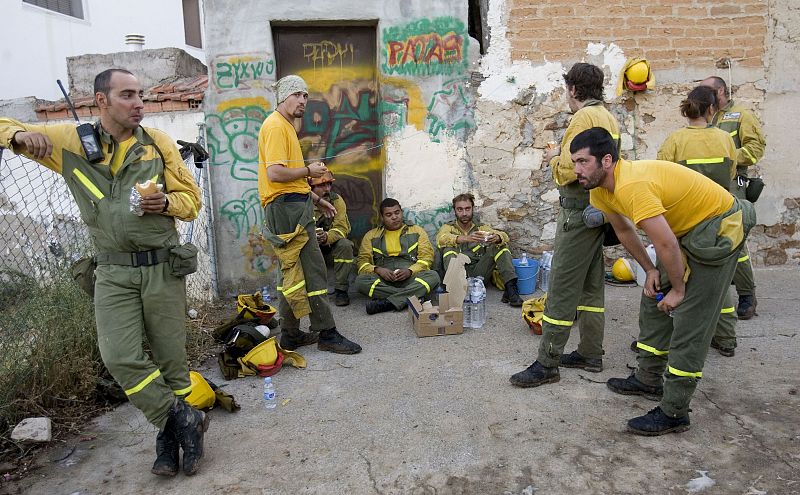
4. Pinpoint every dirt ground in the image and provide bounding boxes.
[4,266,799,495]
